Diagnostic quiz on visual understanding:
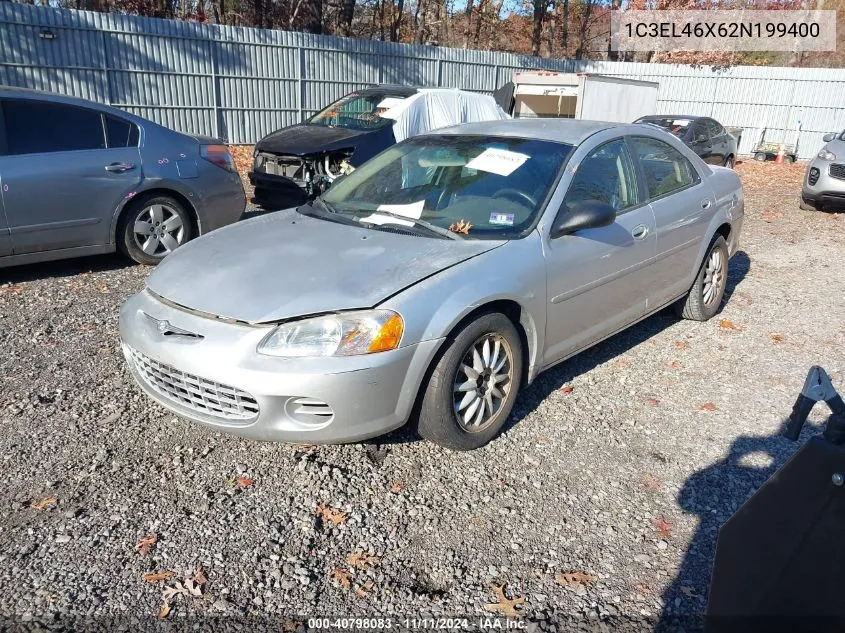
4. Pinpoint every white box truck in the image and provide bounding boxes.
[493,72,659,123]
